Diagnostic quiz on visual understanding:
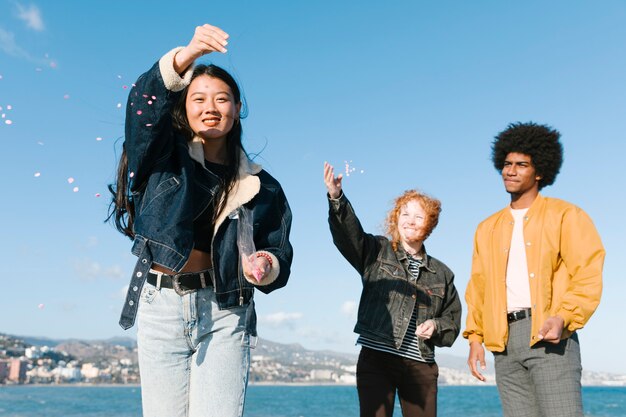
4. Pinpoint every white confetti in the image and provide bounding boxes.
[34,172,41,177]
[73,187,79,192]
[67,177,75,184]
